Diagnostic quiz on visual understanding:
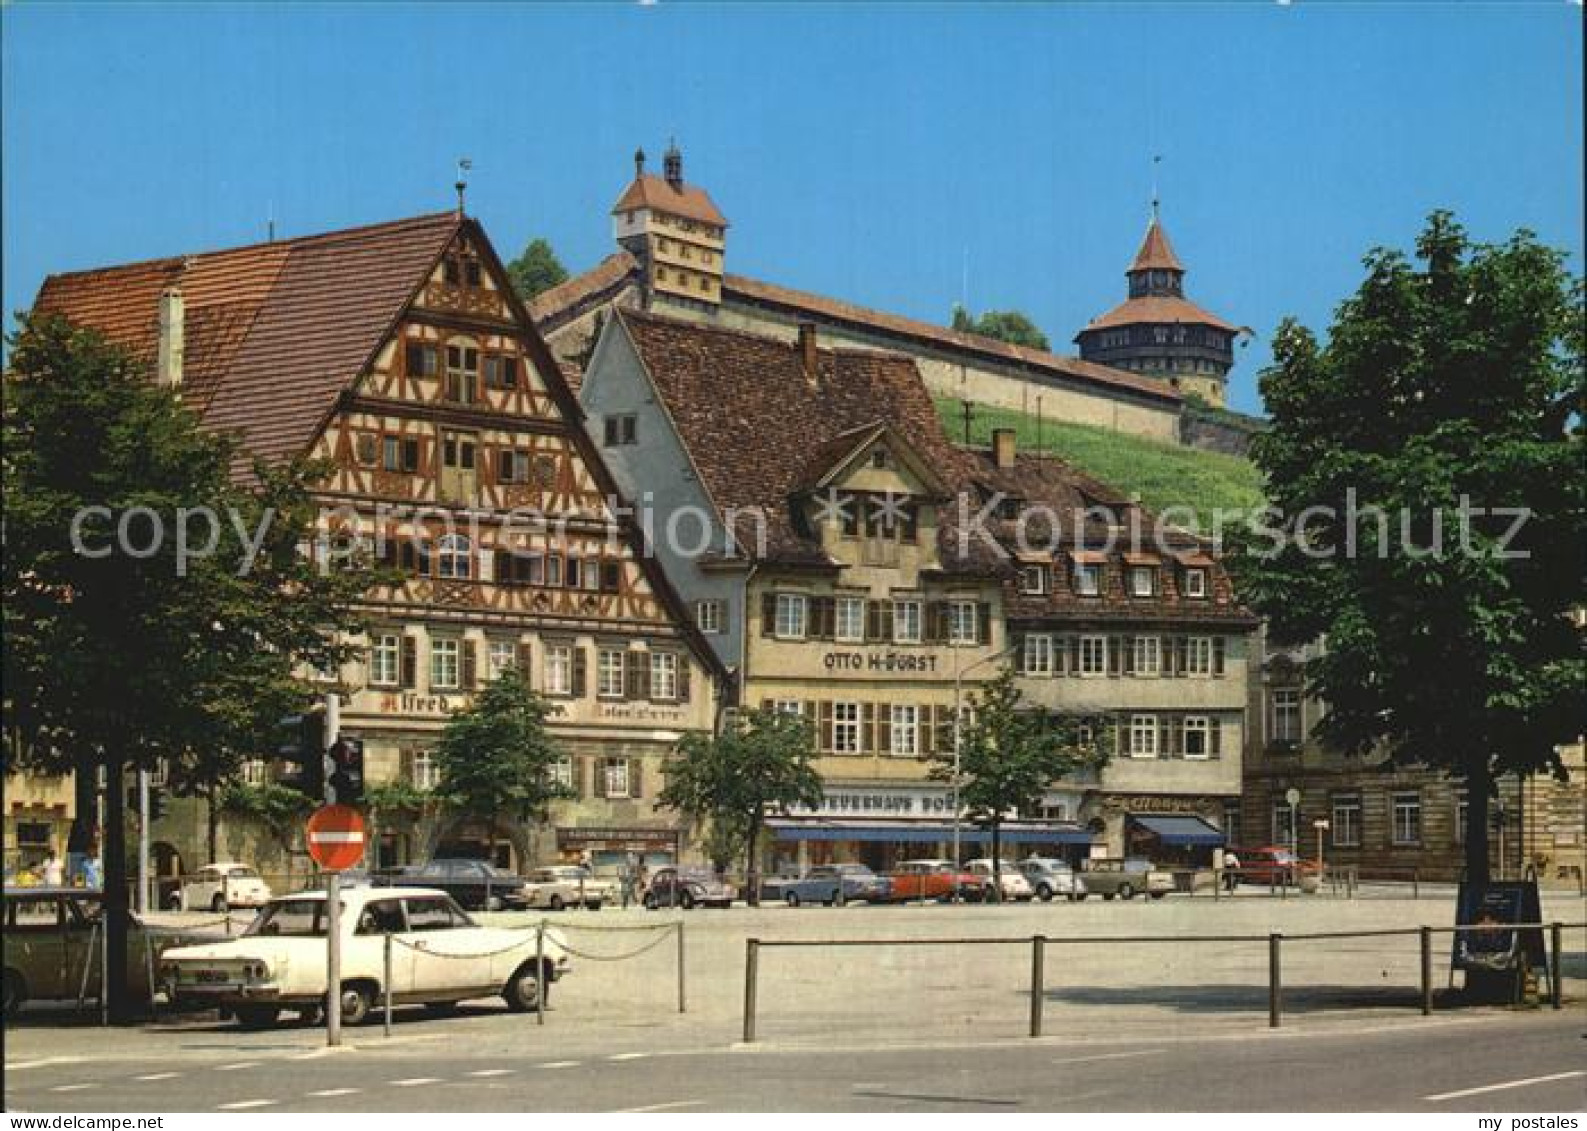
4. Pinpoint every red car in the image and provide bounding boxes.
[1228,846,1319,887]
